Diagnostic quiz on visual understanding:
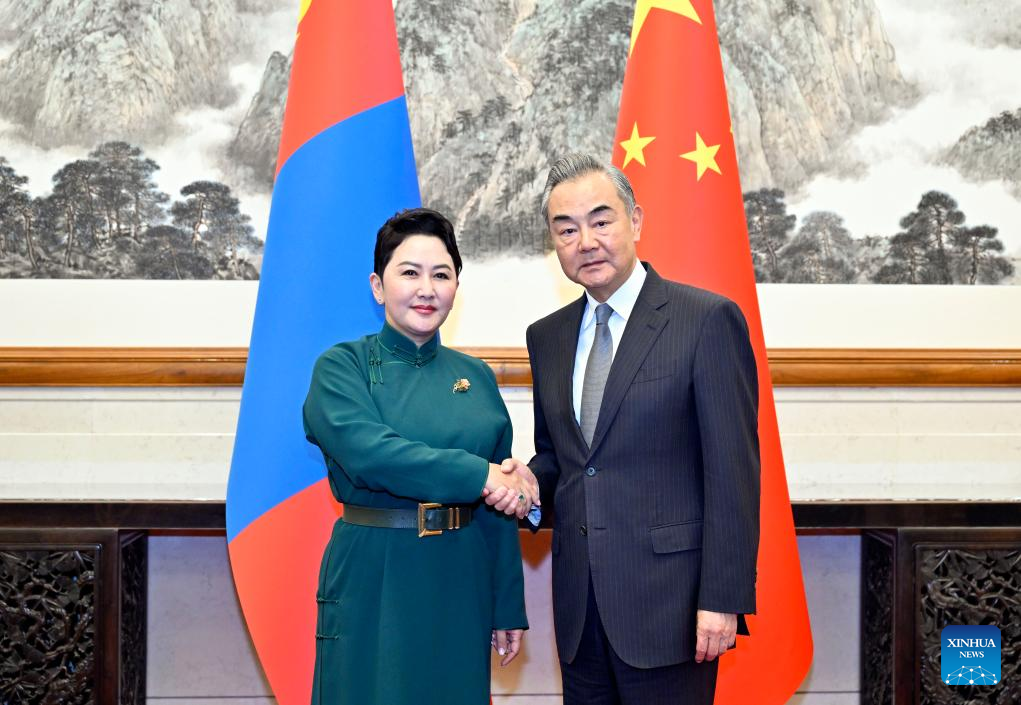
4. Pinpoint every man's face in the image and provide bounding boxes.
[547,171,643,302]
